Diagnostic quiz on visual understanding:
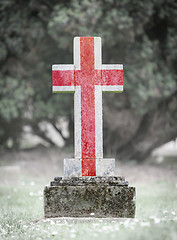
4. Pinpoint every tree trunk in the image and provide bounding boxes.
[103,90,177,161]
